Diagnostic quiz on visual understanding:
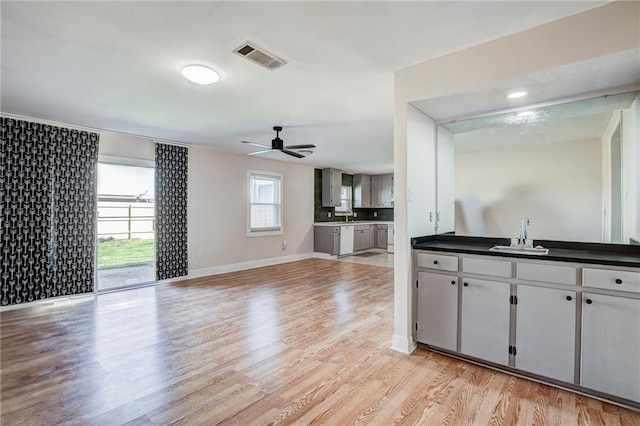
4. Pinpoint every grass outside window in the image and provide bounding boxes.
[97,238,155,269]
